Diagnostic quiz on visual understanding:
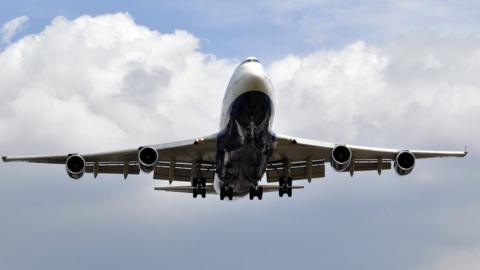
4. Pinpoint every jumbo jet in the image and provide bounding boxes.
[2,57,468,200]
